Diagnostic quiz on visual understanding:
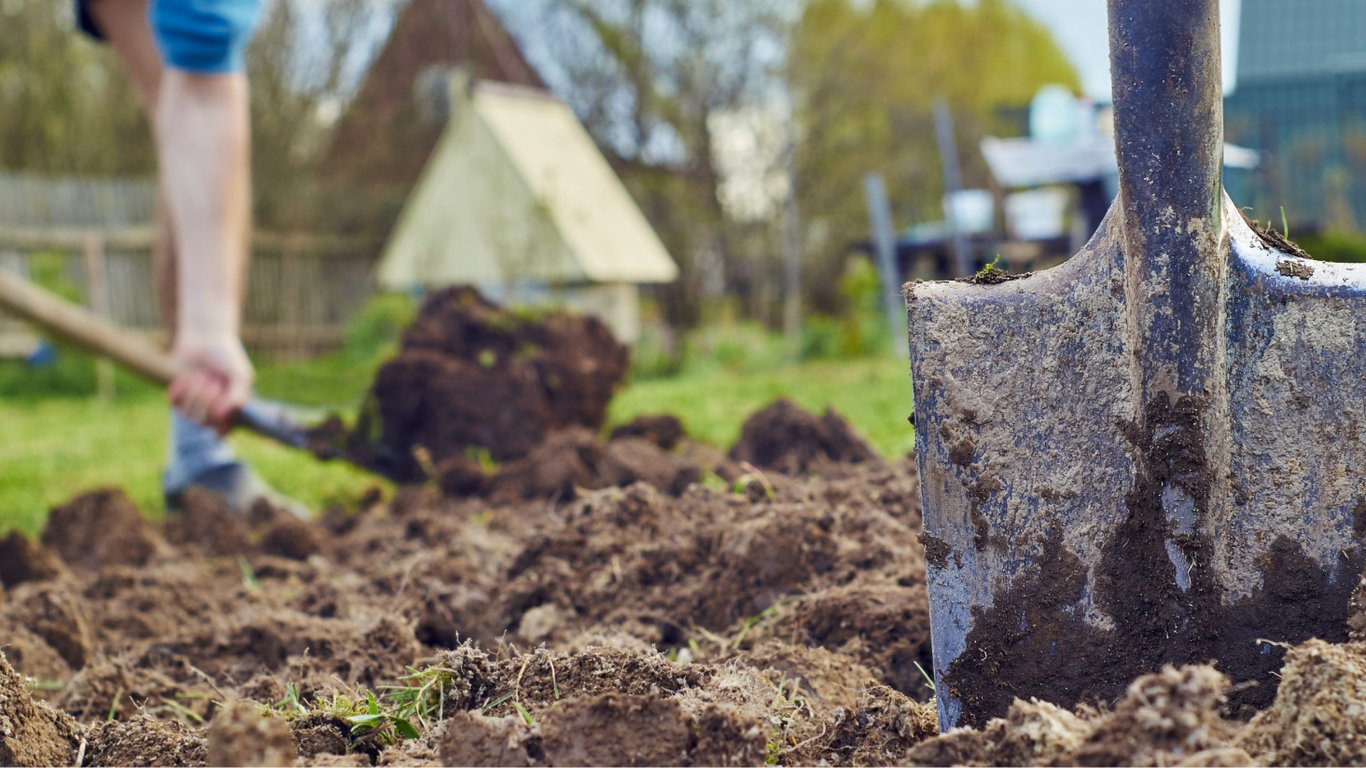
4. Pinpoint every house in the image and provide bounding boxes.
[329,0,678,341]
[1224,0,1366,230]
